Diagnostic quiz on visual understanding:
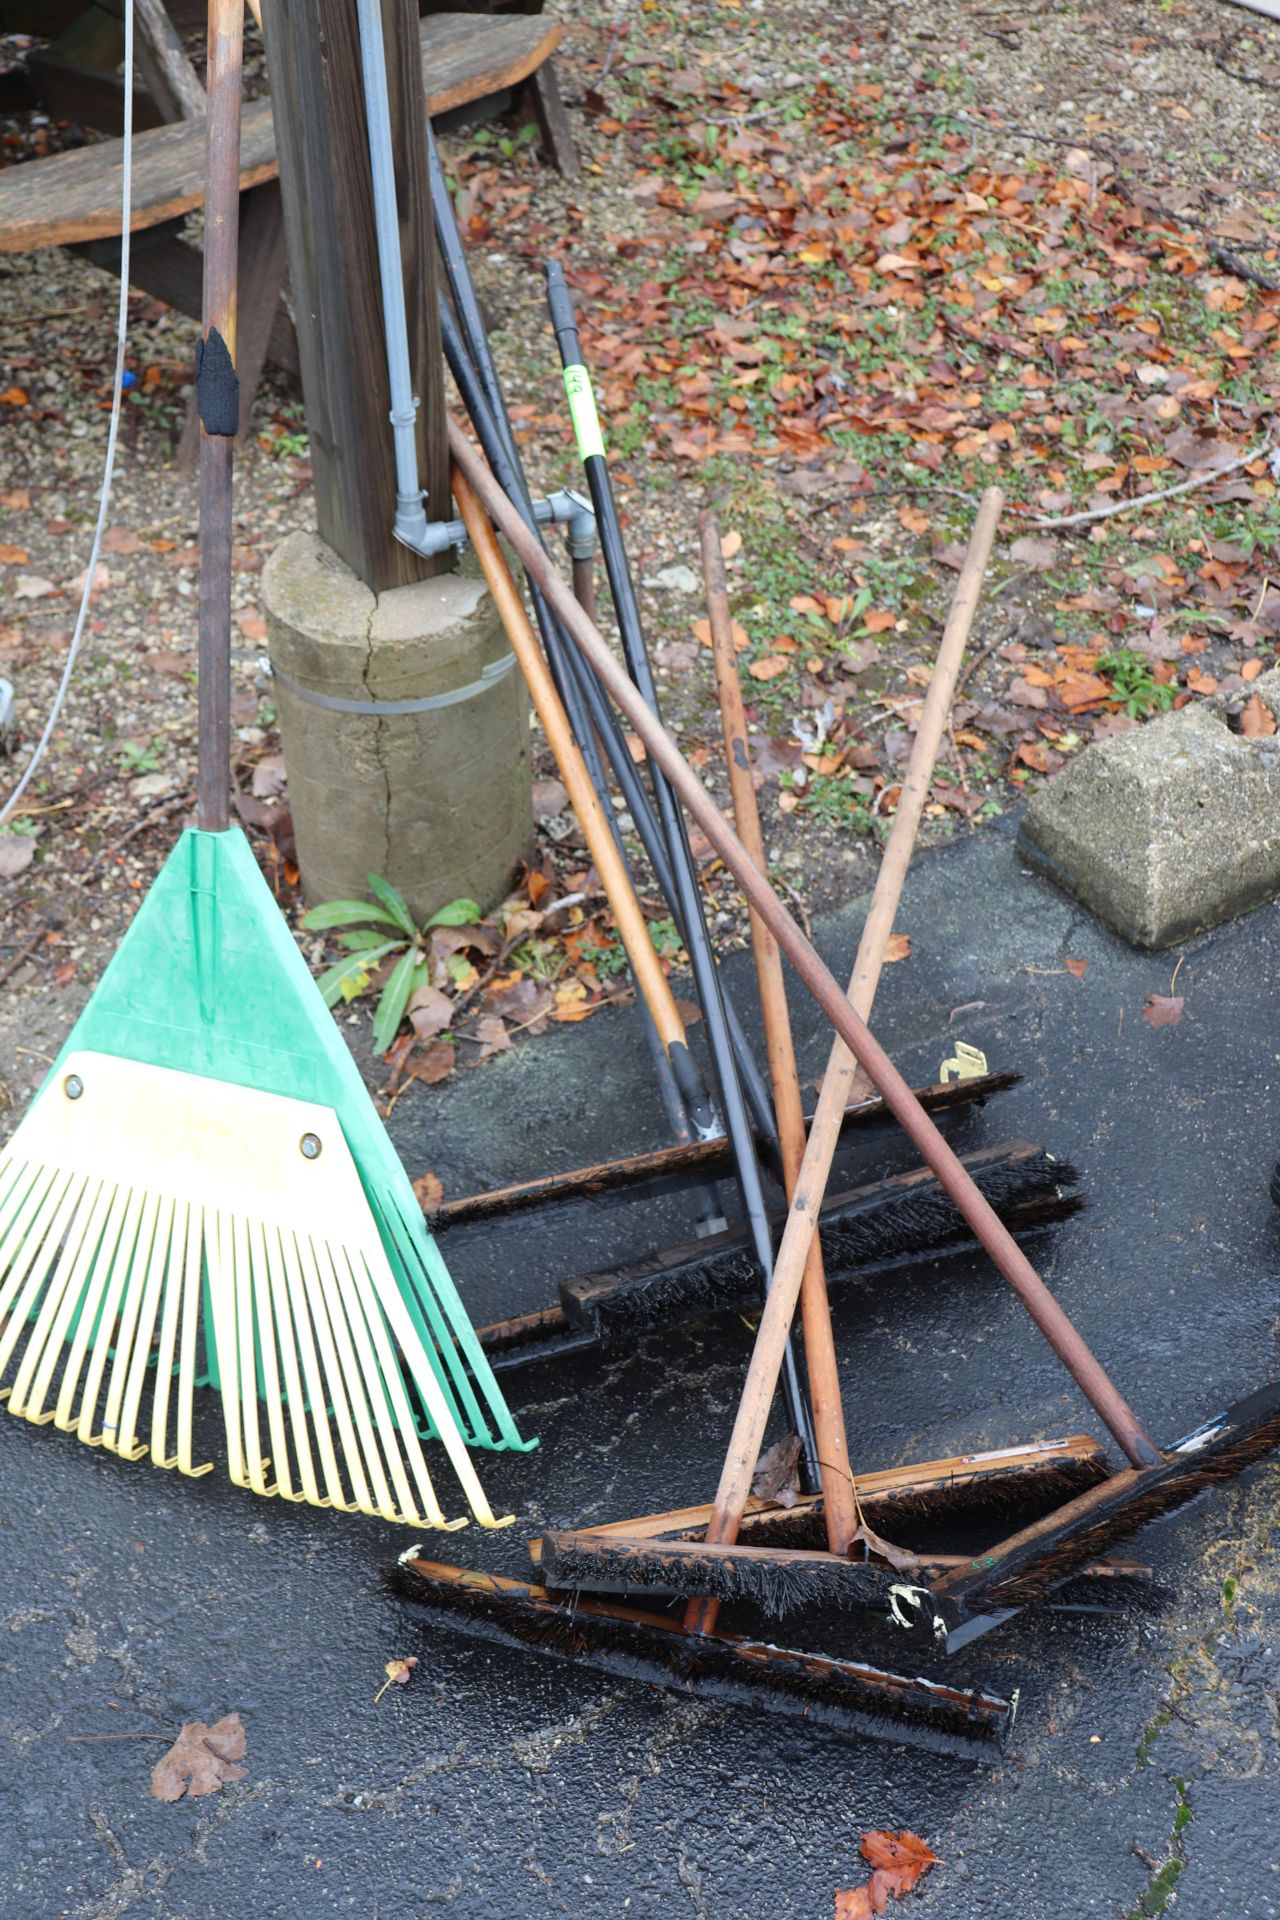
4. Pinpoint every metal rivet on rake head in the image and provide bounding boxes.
[300,1133,322,1160]
[63,1074,84,1101]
